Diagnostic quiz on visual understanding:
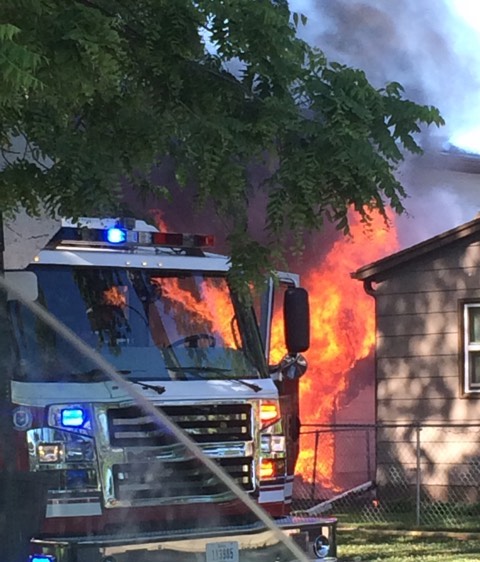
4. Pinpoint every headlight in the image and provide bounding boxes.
[38,442,64,464]
[65,439,95,462]
[260,434,286,453]
[30,429,98,491]
[35,435,95,464]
